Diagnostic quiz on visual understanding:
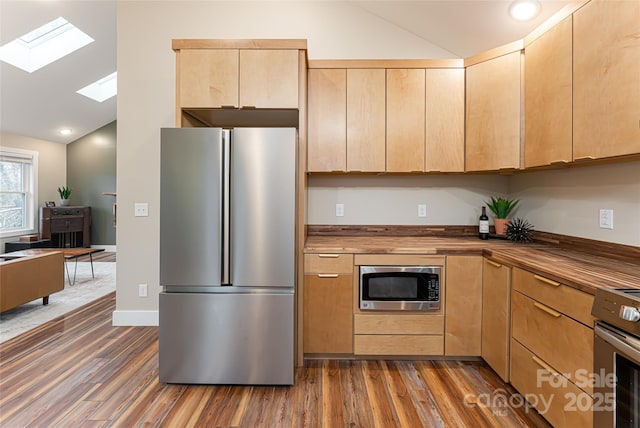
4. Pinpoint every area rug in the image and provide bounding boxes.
[0,262,116,343]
